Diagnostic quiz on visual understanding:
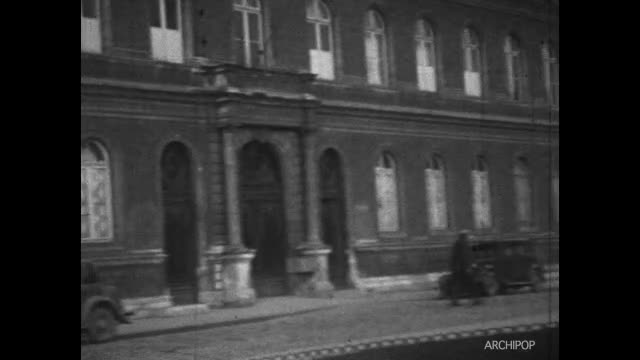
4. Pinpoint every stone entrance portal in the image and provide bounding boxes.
[239,141,289,297]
